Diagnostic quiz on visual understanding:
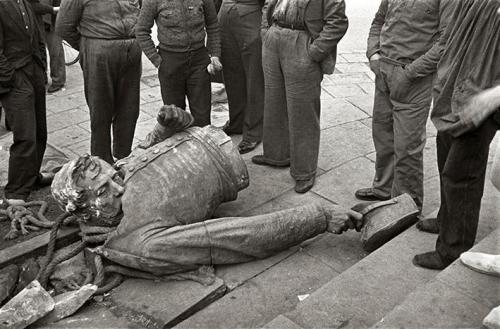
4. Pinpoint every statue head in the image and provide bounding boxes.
[52,155,125,224]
